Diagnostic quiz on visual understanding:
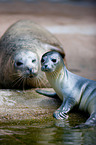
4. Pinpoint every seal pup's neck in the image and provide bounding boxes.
[41,51,68,100]
[46,62,67,83]
[47,63,69,98]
